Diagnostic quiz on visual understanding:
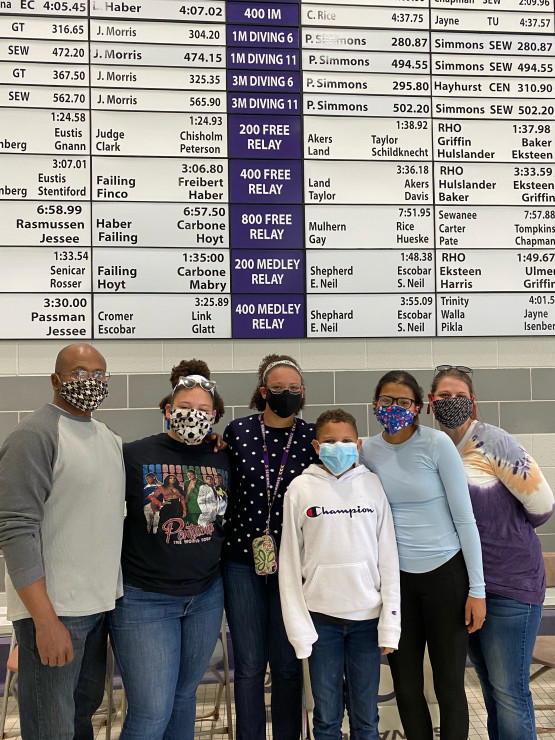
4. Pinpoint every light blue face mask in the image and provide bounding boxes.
[318,442,359,476]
